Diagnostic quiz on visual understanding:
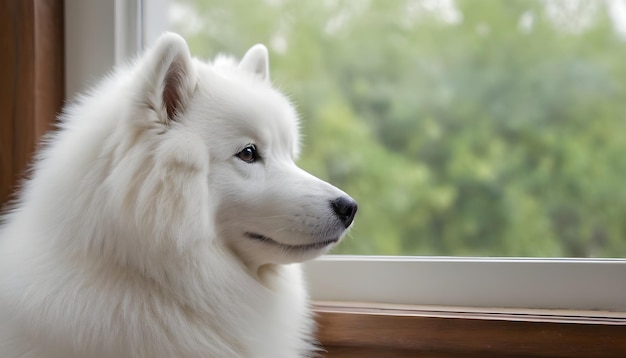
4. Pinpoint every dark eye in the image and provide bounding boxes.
[236,144,259,163]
